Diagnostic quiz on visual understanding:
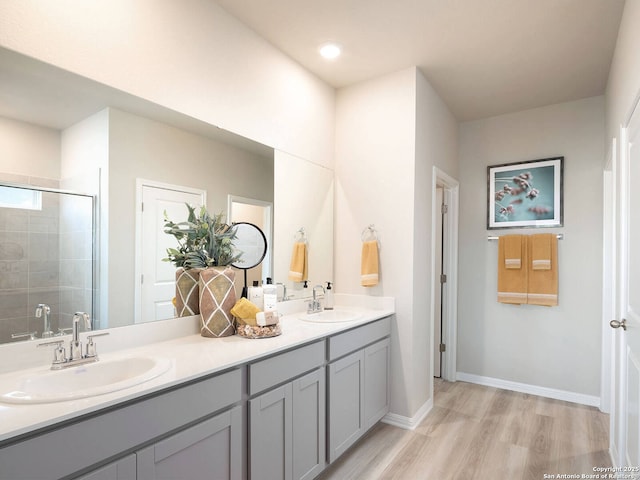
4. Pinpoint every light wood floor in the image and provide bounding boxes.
[318,379,611,480]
